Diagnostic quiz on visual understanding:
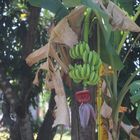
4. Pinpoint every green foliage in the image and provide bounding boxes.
[63,0,81,7]
[28,0,69,22]
[100,31,124,70]
[129,80,140,122]
[117,0,135,15]
[130,80,140,95]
